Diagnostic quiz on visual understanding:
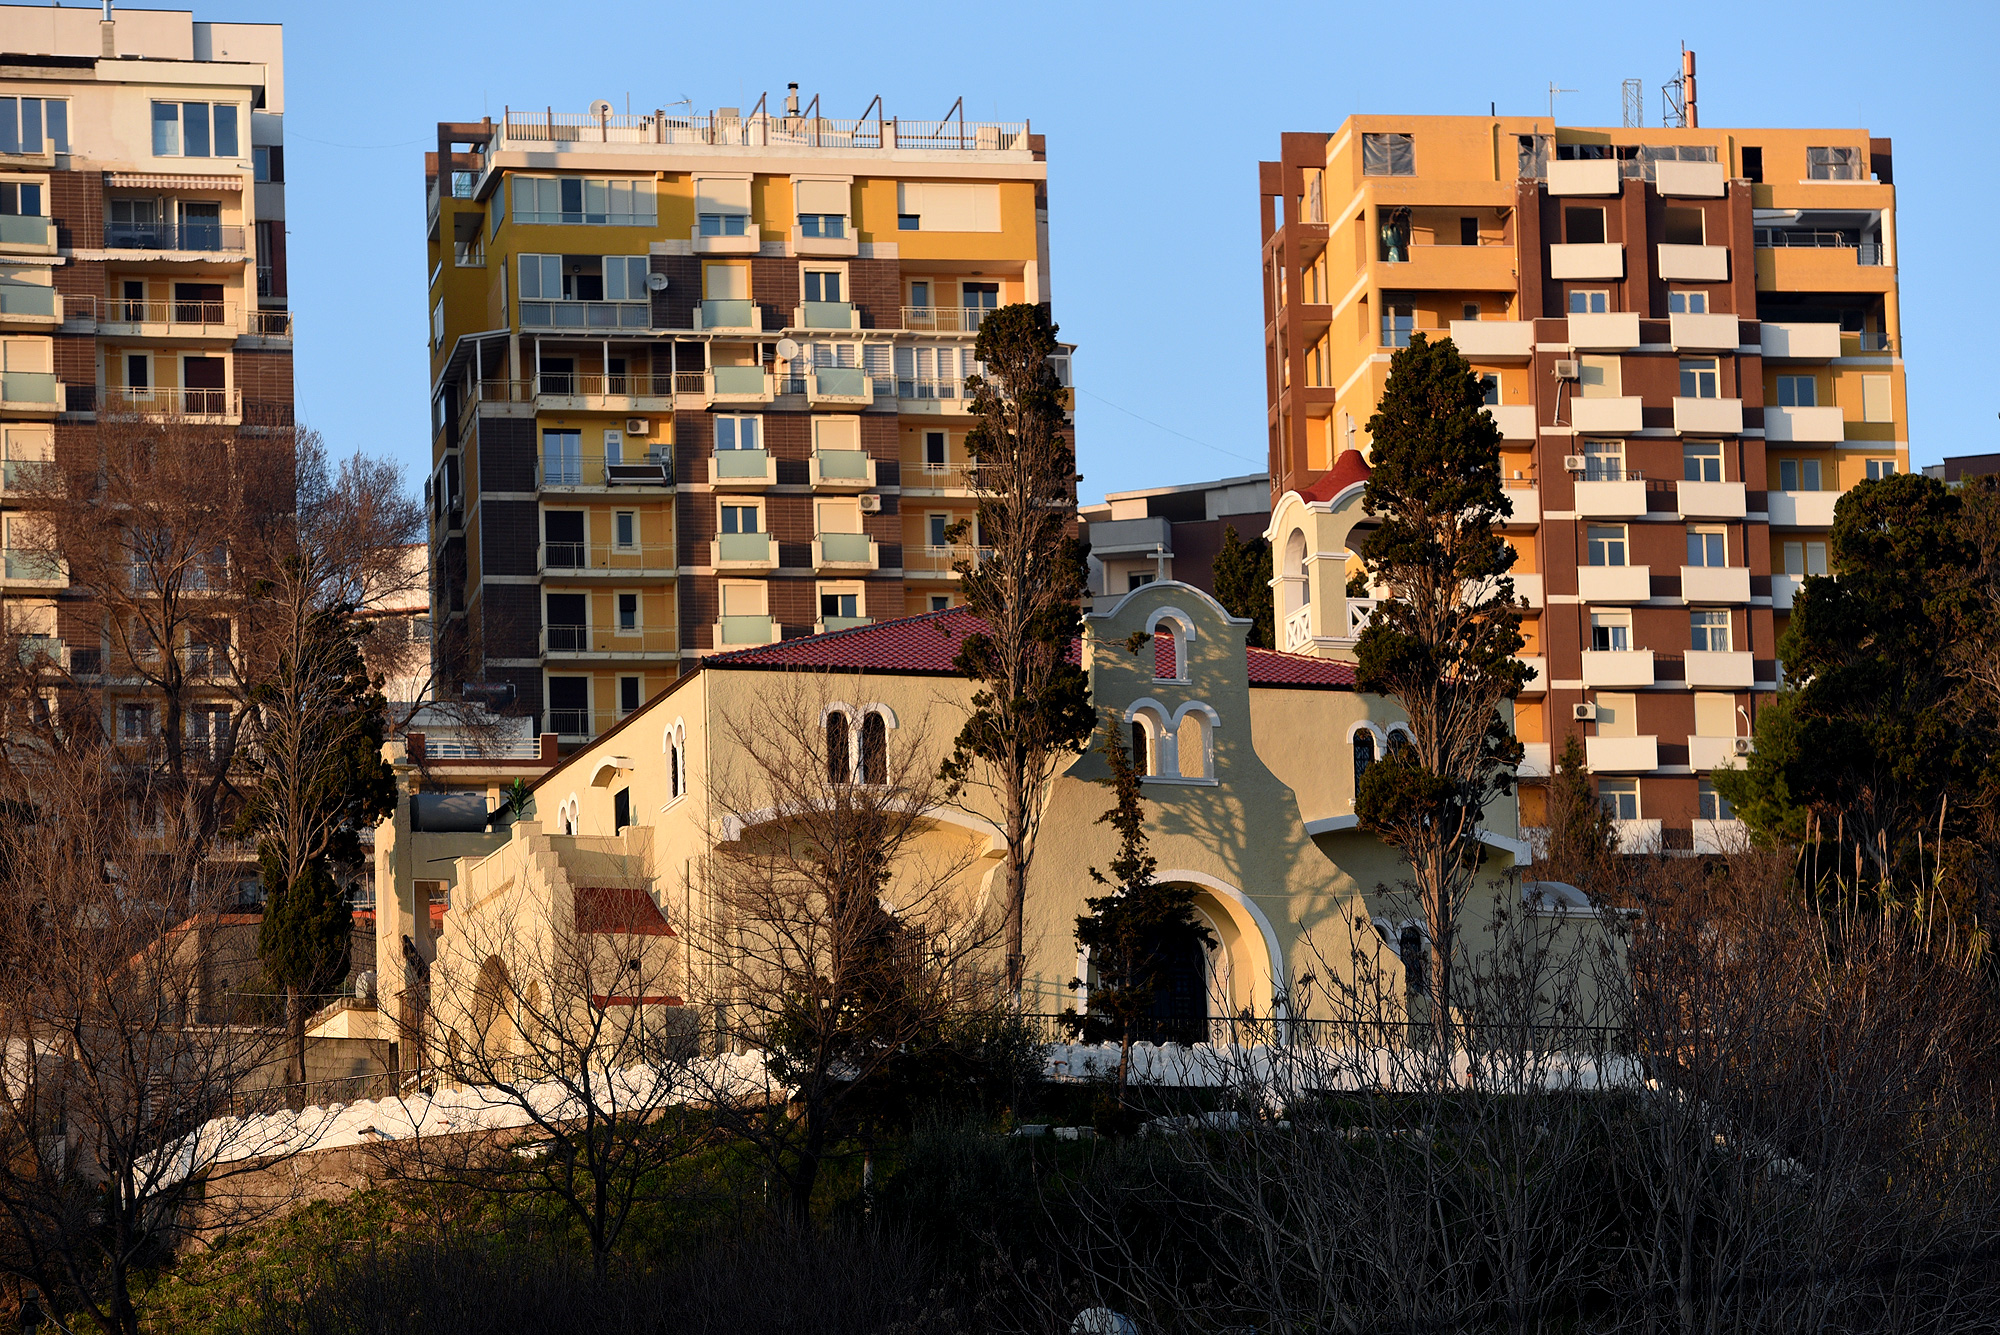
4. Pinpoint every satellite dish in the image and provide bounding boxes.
[588,99,614,118]
[645,272,669,292]
[775,338,802,360]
